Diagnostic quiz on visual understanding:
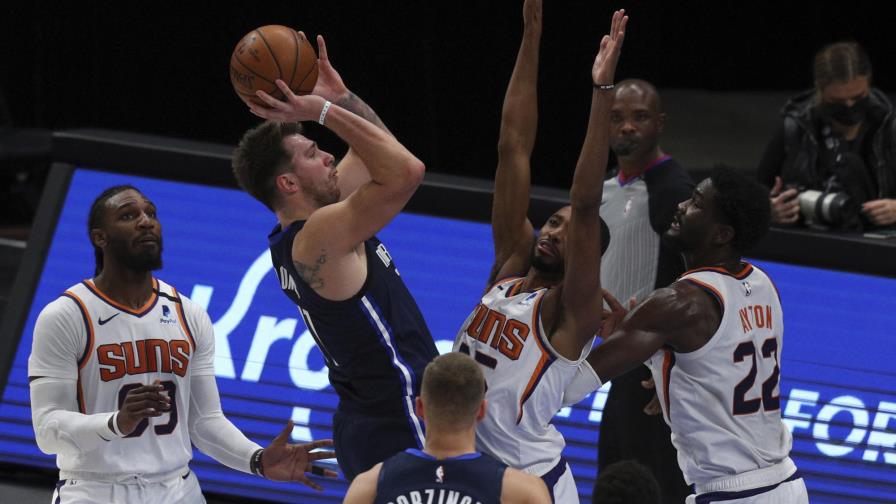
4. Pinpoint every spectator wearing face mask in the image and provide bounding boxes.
[757,41,896,228]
